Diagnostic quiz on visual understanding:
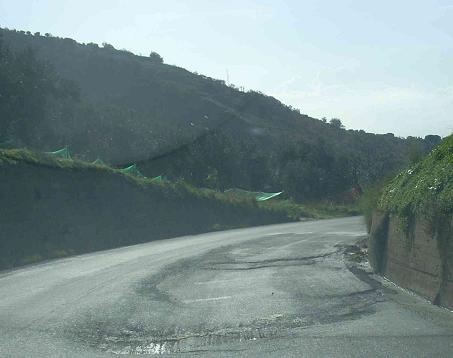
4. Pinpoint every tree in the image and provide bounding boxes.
[321,117,327,123]
[408,139,424,165]
[86,42,99,49]
[278,140,354,202]
[329,118,344,129]
[0,46,52,143]
[0,42,80,146]
[102,42,115,50]
[149,51,163,63]
[424,135,441,147]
